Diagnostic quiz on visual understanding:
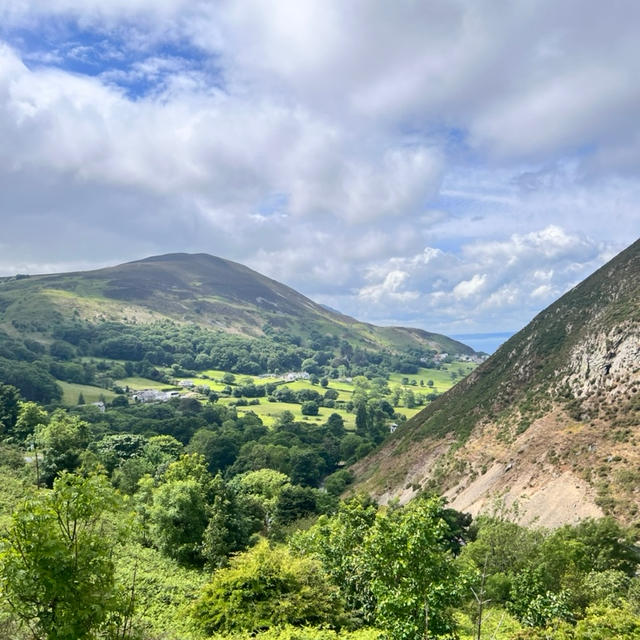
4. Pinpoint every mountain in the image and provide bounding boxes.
[350,239,640,526]
[0,253,473,356]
